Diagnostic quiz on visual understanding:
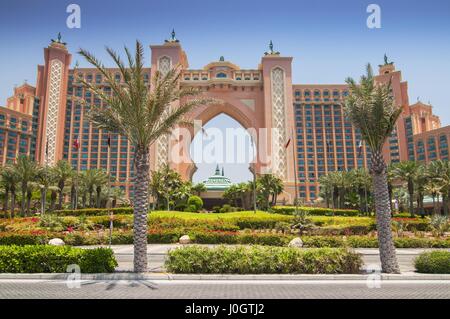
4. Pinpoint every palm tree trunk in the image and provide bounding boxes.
[21,186,27,217]
[408,181,415,217]
[96,187,102,208]
[133,147,149,273]
[371,152,400,273]
[3,189,9,218]
[41,189,46,215]
[11,192,16,219]
[58,182,64,209]
[50,191,57,211]
[26,191,32,216]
